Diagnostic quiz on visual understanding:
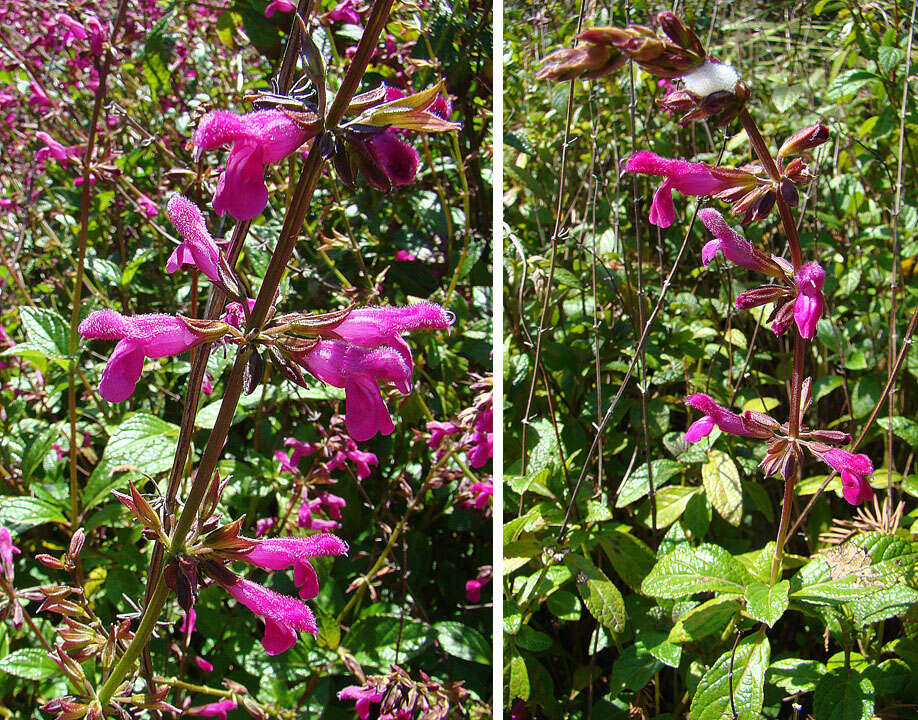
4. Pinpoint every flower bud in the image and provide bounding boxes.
[68,529,85,559]
[778,124,830,158]
[656,12,705,56]
[36,553,65,570]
